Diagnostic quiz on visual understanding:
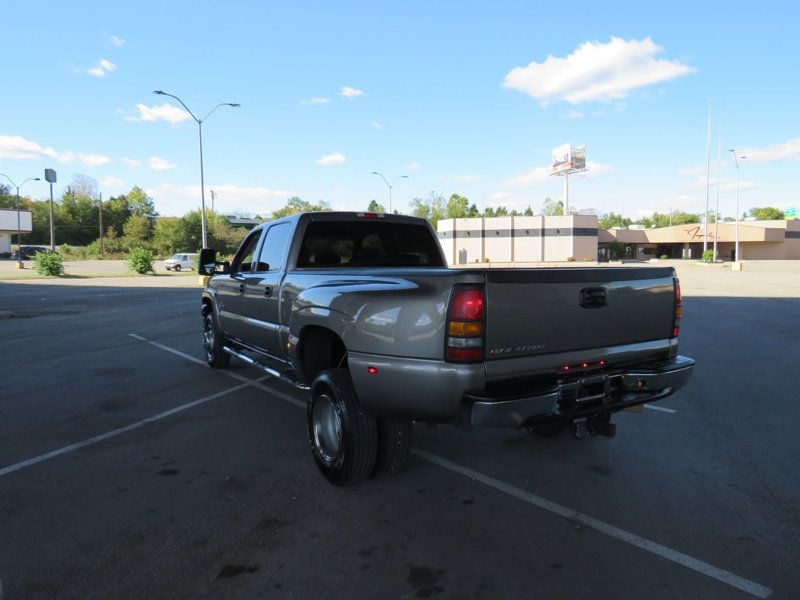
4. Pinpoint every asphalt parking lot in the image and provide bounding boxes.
[1,261,798,599]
